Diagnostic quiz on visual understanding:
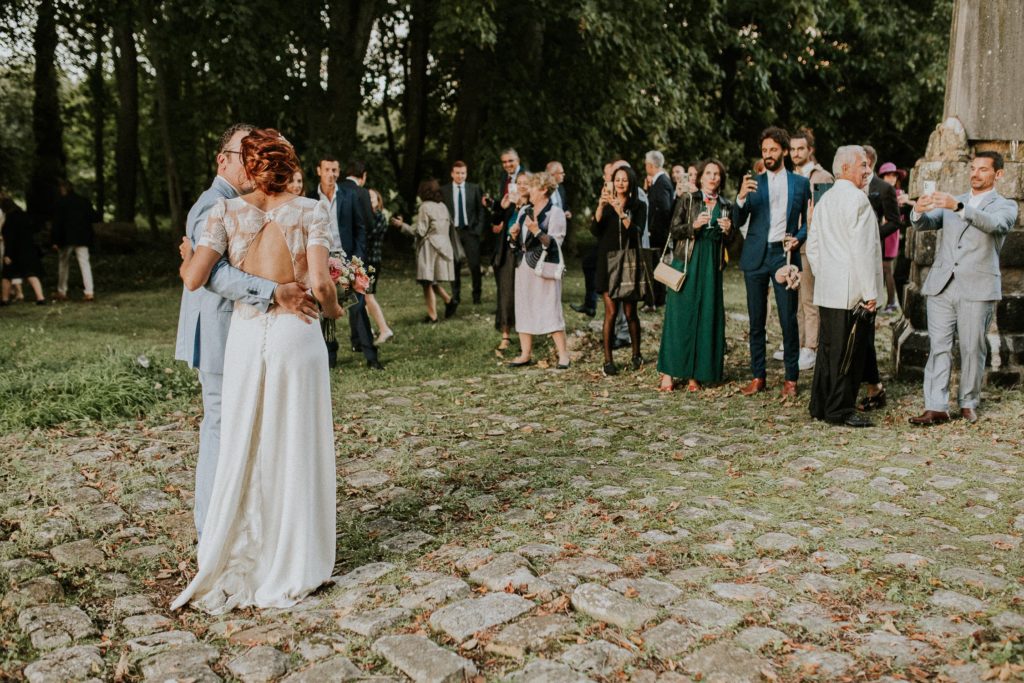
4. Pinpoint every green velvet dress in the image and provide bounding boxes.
[657,200,727,383]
